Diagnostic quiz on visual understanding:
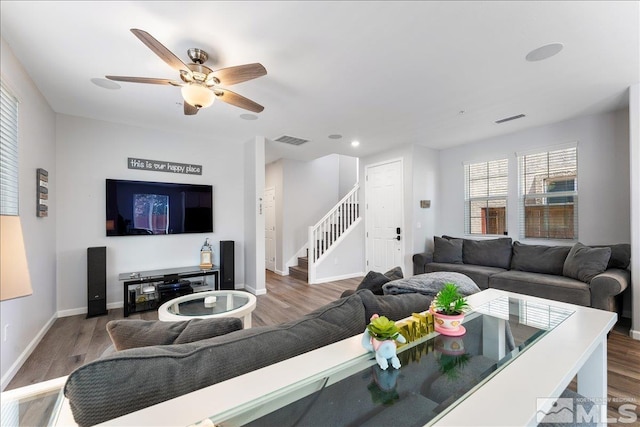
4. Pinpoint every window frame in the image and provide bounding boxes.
[518,144,578,241]
[0,80,20,216]
[463,158,509,236]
